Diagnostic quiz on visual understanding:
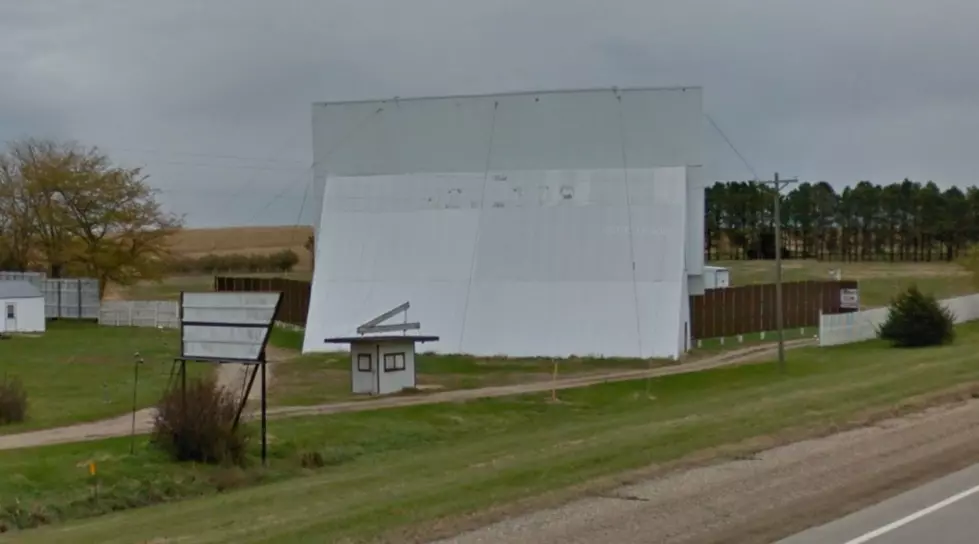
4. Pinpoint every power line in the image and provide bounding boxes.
[100,145,308,166]
[126,158,308,173]
[249,164,315,218]
[705,113,760,181]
